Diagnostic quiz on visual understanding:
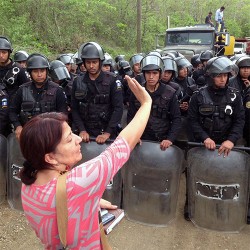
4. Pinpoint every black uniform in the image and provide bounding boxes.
[9,80,68,129]
[188,85,245,144]
[121,72,145,106]
[127,82,181,142]
[160,79,182,100]
[174,76,195,104]
[243,88,250,146]
[192,68,208,88]
[229,75,250,146]
[71,71,123,137]
[0,60,29,101]
[0,86,11,136]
